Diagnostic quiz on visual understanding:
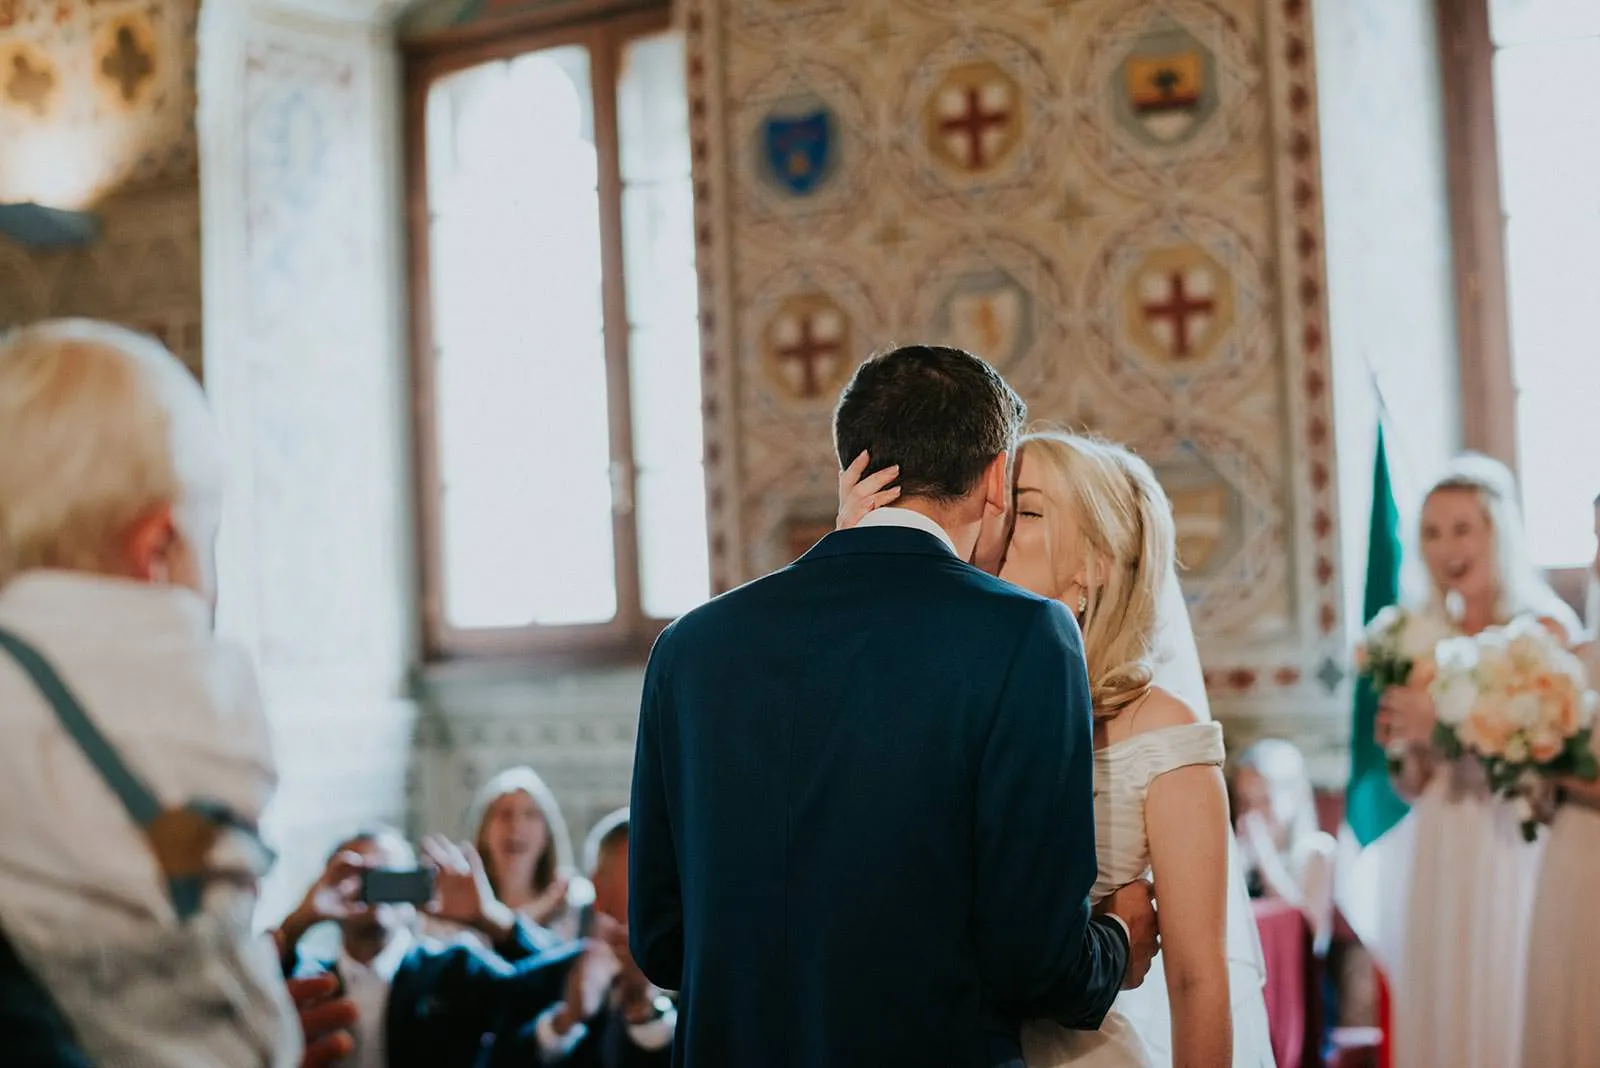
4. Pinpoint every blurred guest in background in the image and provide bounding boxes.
[1521,492,1600,1068]
[1232,739,1336,954]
